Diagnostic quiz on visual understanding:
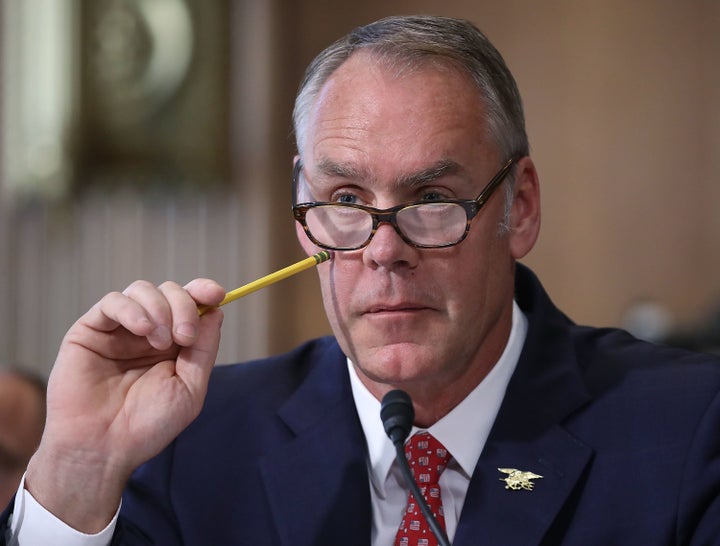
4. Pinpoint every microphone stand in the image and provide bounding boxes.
[381,390,452,546]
